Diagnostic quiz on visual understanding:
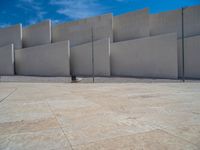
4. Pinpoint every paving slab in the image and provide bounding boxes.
[73,129,198,150]
[0,82,200,149]
[0,129,72,150]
